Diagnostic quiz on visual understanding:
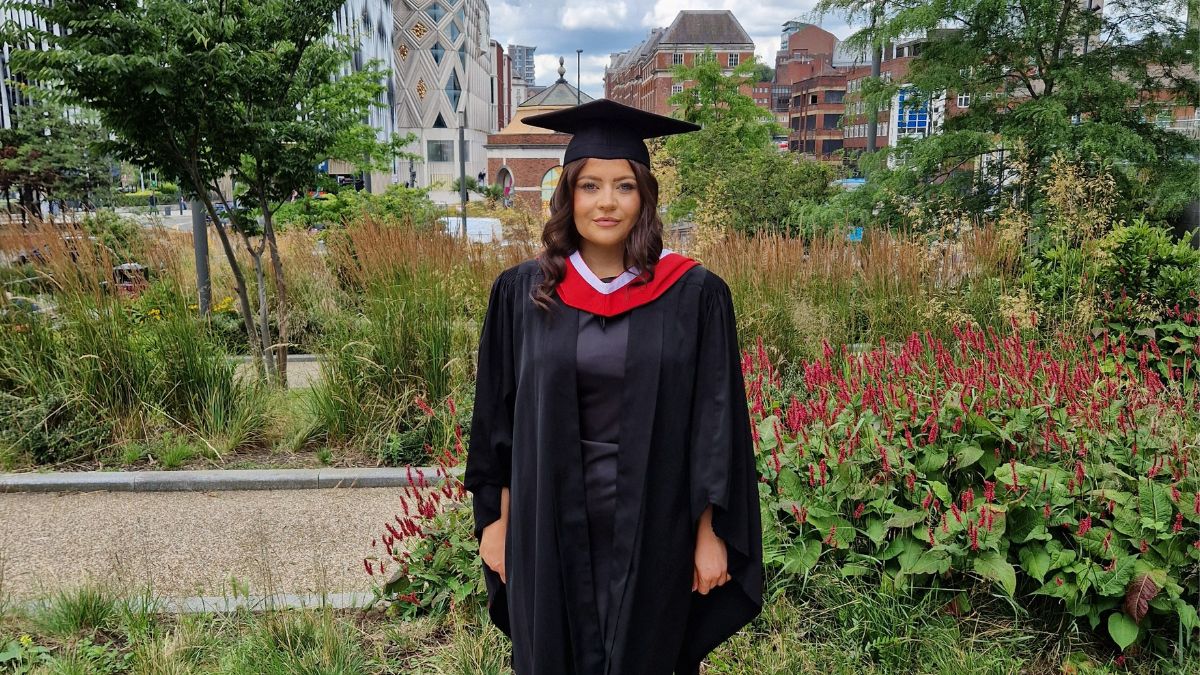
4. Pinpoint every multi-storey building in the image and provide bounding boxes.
[392,0,493,202]
[508,44,536,86]
[789,73,847,160]
[331,1,398,190]
[605,11,756,117]
[491,40,513,133]
[1,0,59,132]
